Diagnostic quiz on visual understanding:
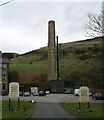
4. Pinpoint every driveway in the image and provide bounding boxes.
[31,102,80,119]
